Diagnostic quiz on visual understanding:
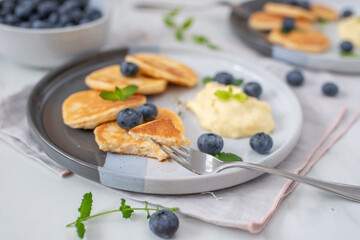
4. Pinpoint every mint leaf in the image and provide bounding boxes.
[281,29,291,34]
[233,93,248,102]
[164,17,175,27]
[233,79,244,86]
[192,35,208,44]
[207,44,219,50]
[175,29,184,41]
[203,77,213,84]
[340,52,358,57]
[122,85,138,99]
[181,18,193,29]
[215,152,243,162]
[167,7,181,18]
[215,90,232,100]
[100,86,138,101]
[120,198,134,219]
[75,220,86,239]
[78,192,93,219]
[99,91,119,101]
